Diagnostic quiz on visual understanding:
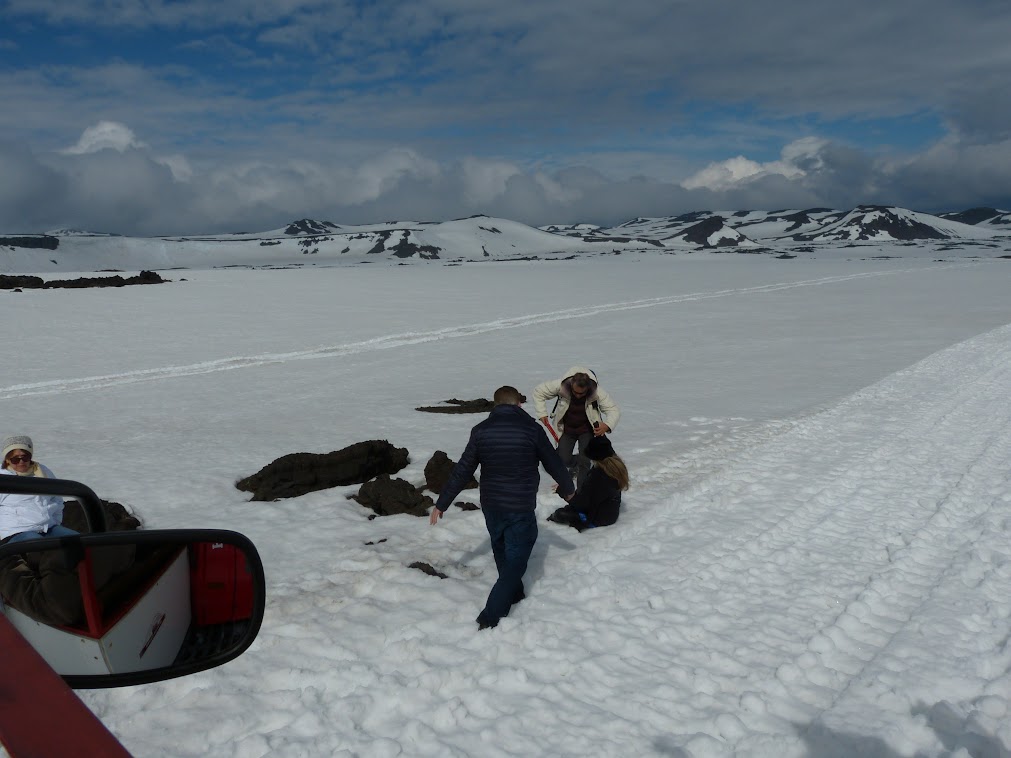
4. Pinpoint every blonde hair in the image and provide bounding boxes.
[596,455,629,491]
